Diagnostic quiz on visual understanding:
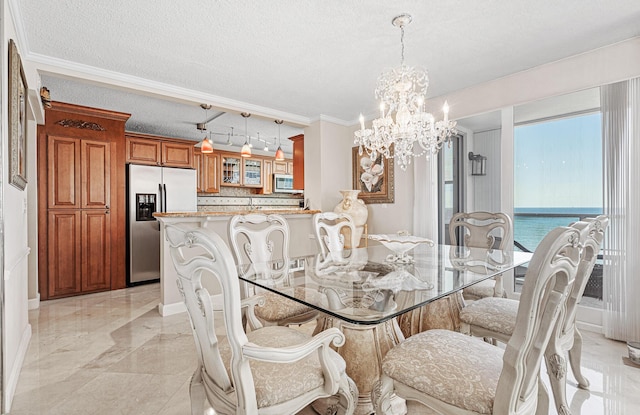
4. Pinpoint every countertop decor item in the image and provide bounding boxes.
[368,232,434,263]
[353,13,458,171]
[334,189,368,246]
